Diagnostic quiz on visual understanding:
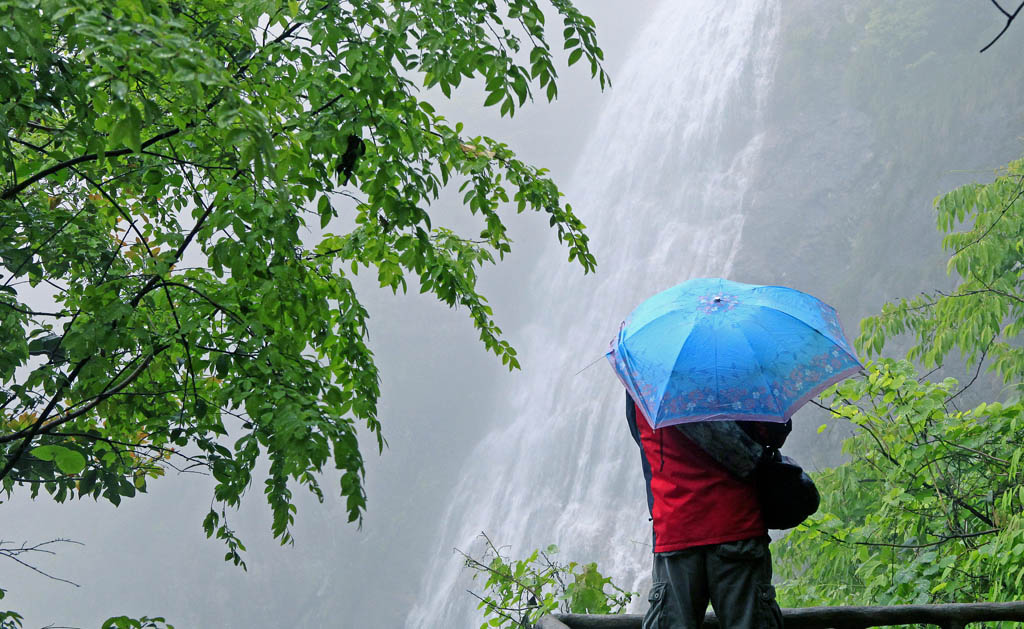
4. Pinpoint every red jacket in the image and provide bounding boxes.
[626,398,766,553]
